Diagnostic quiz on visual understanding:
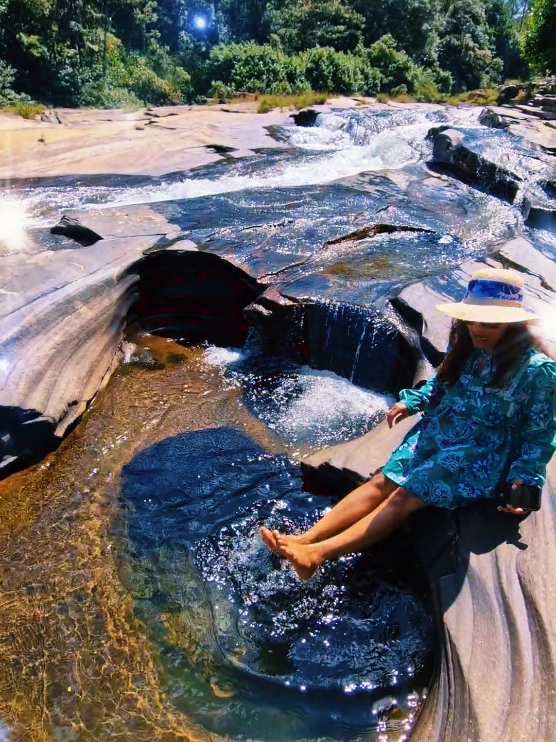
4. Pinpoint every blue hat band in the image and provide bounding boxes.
[463,279,523,304]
